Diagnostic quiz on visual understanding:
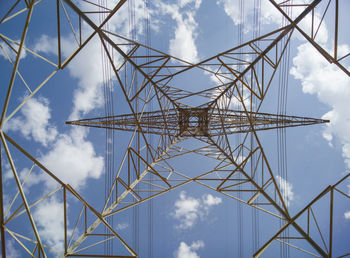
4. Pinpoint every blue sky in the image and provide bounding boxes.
[1,0,350,257]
